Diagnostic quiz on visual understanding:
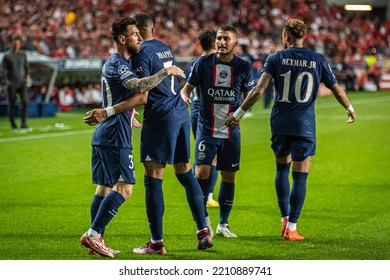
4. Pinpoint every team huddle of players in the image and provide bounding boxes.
[79,13,356,258]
